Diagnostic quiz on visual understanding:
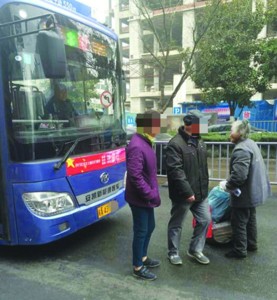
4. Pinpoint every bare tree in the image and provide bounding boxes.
[131,0,222,113]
